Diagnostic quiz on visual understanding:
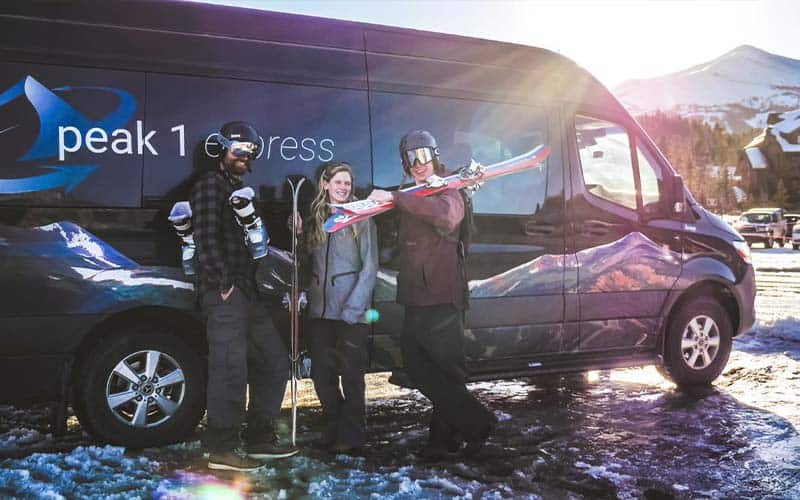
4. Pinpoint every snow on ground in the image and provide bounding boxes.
[721,247,800,433]
[751,246,800,272]
[1,249,799,498]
